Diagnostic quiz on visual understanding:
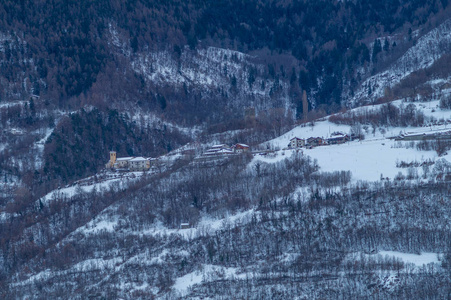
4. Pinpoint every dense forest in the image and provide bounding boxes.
[1,1,451,298]
[0,0,449,112]
[1,149,450,298]
[0,0,449,191]
[42,108,189,186]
